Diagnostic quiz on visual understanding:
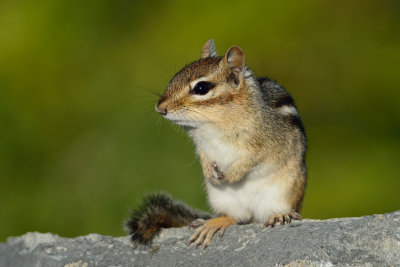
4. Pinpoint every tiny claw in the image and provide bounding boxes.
[284,214,291,224]
[219,228,226,239]
[289,211,302,221]
[211,162,224,180]
[219,226,228,239]
[265,212,302,229]
[269,217,278,227]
